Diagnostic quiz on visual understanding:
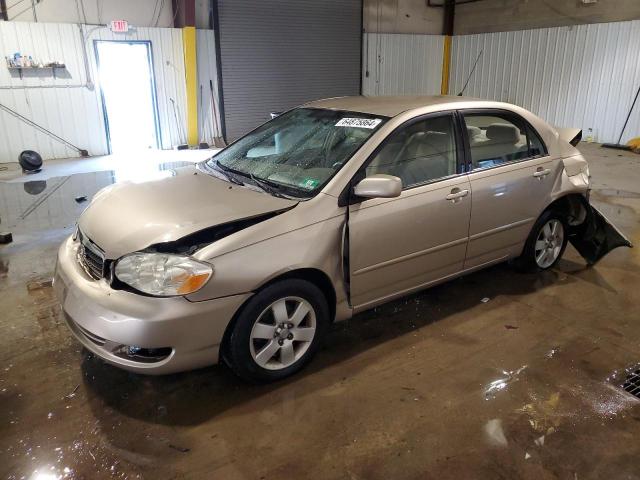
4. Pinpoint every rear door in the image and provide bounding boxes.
[461,110,559,269]
[348,113,472,309]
